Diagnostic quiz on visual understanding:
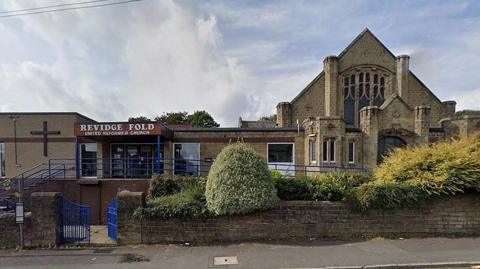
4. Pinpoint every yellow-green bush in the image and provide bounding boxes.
[350,134,480,210]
